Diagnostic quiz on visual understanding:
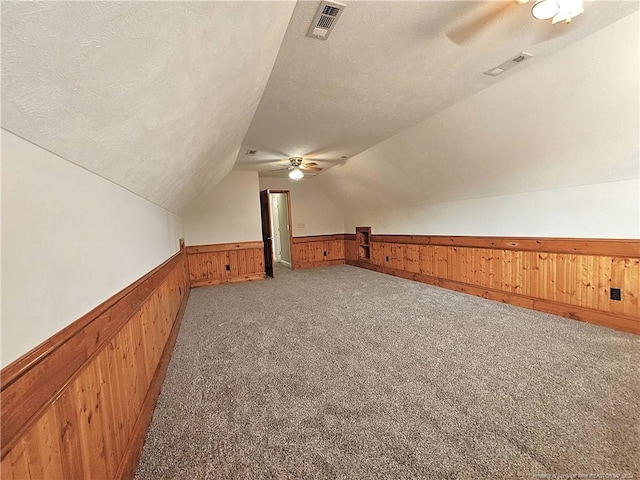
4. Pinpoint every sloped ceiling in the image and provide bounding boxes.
[2,1,638,215]
[1,1,296,213]
[236,0,638,176]
[314,11,639,213]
